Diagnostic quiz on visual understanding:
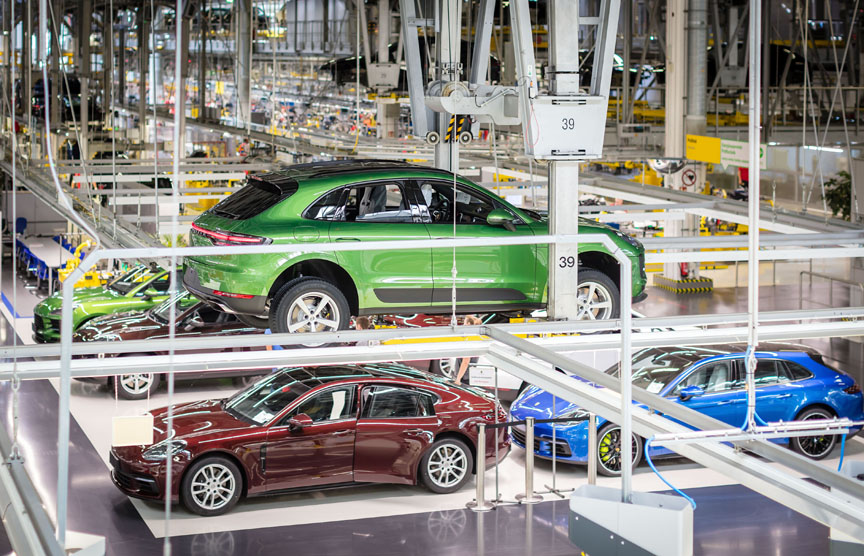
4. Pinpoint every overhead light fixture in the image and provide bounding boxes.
[803,145,844,153]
